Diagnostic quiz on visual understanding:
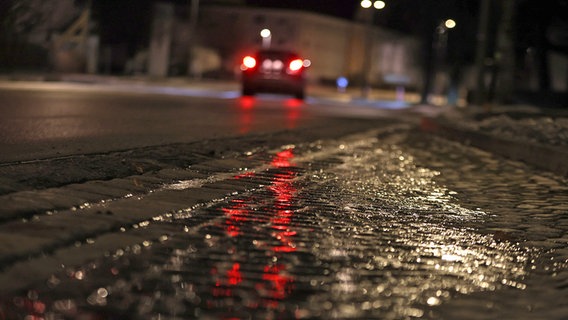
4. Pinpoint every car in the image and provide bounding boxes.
[240,49,308,100]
